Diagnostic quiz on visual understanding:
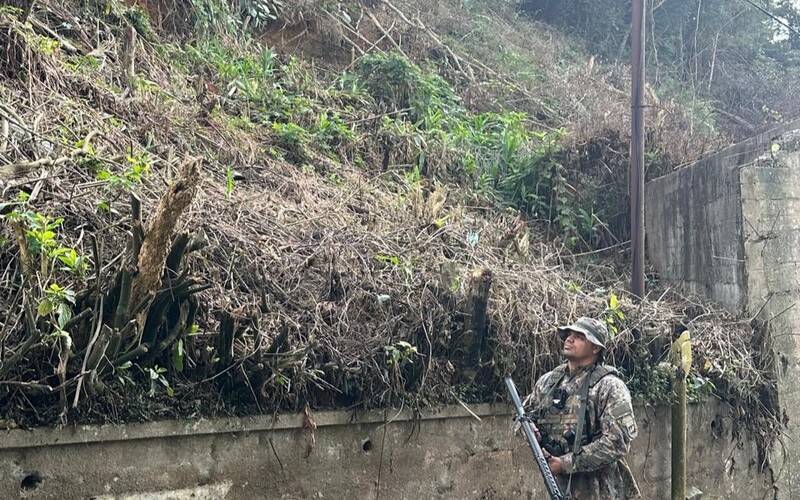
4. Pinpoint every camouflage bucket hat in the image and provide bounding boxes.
[557,317,608,349]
